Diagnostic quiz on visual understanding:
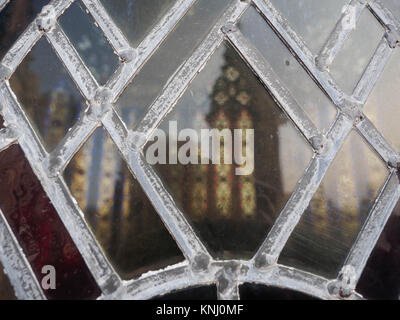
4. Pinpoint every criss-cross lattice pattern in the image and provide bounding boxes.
[0,0,399,300]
